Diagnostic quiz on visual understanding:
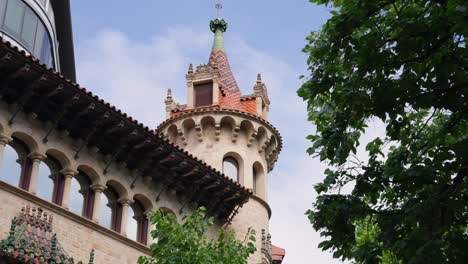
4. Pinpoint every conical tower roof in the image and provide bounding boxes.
[208,18,244,111]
